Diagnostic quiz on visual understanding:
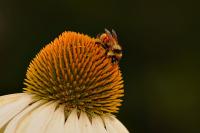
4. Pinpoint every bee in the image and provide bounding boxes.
[95,29,122,64]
